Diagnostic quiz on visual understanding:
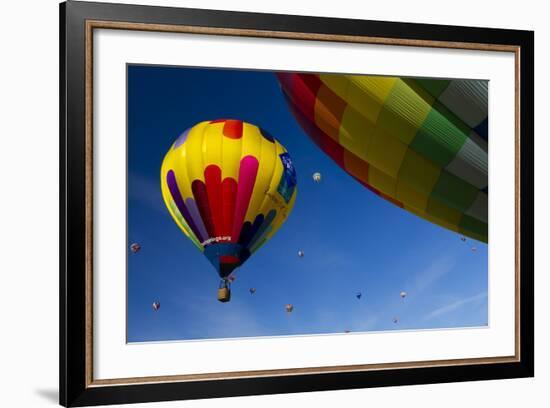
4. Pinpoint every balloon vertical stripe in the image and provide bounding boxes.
[238,213,265,247]
[221,178,237,237]
[248,209,277,249]
[166,170,205,242]
[191,179,216,238]
[241,129,278,235]
[168,200,202,249]
[204,165,224,237]
[231,155,259,242]
[184,197,209,242]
